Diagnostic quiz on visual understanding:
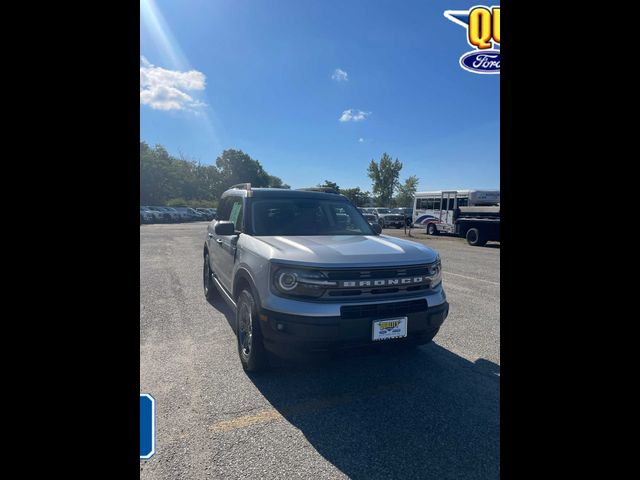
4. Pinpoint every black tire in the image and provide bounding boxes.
[466,227,487,247]
[427,223,438,235]
[203,252,217,301]
[236,289,269,372]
